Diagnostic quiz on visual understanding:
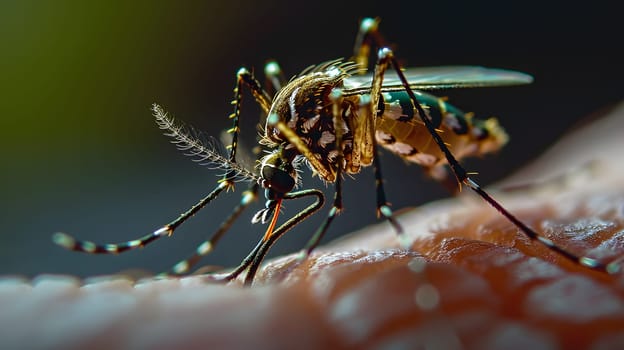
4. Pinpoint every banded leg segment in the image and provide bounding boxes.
[235,68,272,115]
[372,141,403,234]
[376,47,620,274]
[352,17,386,70]
[302,90,346,255]
[227,68,273,164]
[164,184,260,275]
[264,60,287,97]
[364,50,405,235]
[53,181,230,254]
